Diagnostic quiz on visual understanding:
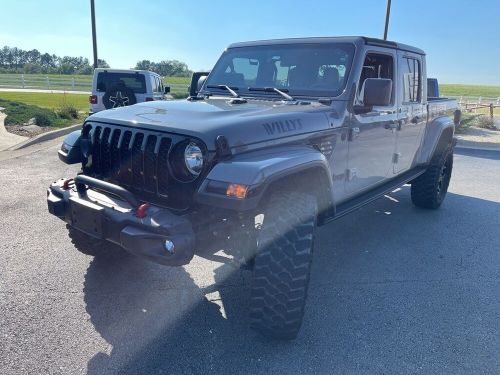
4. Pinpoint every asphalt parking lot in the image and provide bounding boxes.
[0,140,499,374]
